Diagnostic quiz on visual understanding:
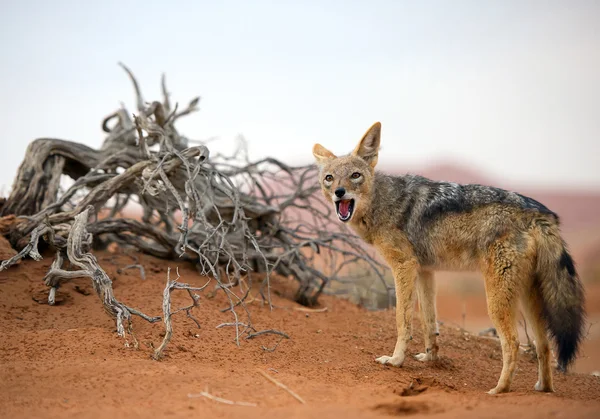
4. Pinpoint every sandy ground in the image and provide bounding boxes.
[1,249,599,419]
